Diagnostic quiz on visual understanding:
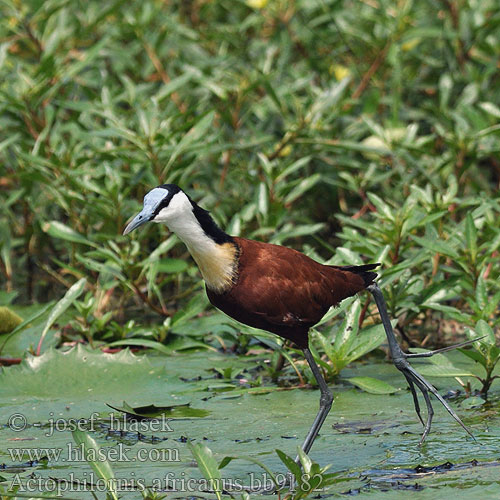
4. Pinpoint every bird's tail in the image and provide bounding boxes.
[335,263,379,287]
